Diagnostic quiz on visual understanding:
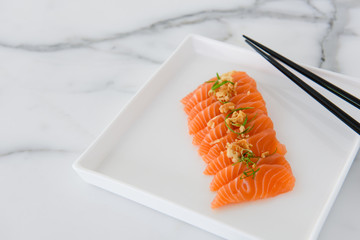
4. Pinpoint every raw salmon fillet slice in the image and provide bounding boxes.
[198,110,262,156]
[202,133,238,164]
[247,128,287,157]
[188,83,257,121]
[210,153,291,191]
[188,100,267,136]
[189,91,265,128]
[183,71,255,115]
[192,115,225,145]
[188,101,222,135]
[211,164,295,208]
[200,114,278,164]
[181,71,295,208]
[183,82,214,114]
[203,151,232,175]
[203,114,275,175]
[188,96,217,121]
